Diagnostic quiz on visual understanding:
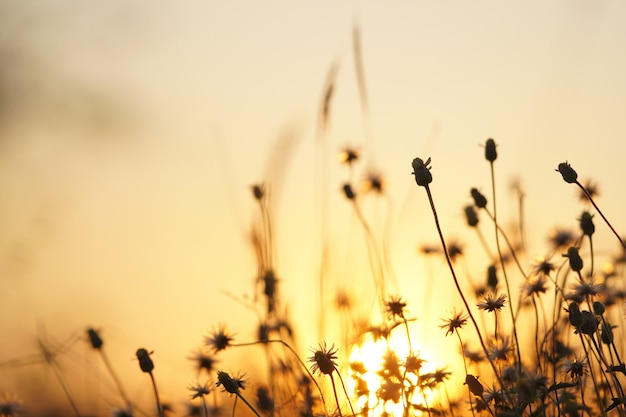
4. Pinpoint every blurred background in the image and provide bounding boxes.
[1,0,626,415]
